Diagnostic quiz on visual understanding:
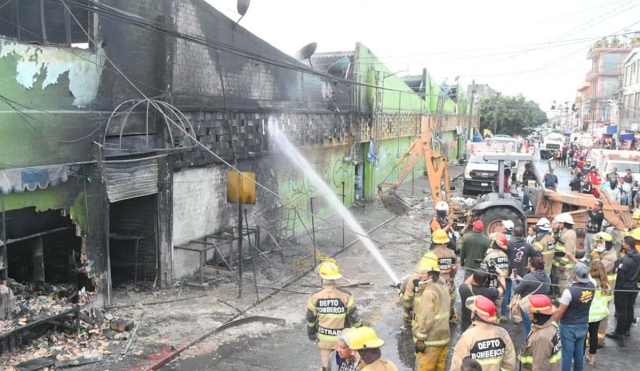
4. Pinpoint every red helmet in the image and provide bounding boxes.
[493,233,508,249]
[519,294,556,315]
[465,295,497,324]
